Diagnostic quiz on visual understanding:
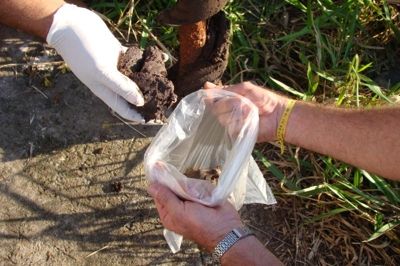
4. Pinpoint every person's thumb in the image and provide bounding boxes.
[204,81,219,90]
[100,69,145,106]
[147,183,161,198]
[148,183,183,211]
